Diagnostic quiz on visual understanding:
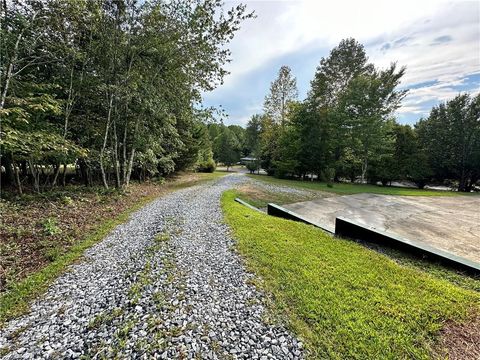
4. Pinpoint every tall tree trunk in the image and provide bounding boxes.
[61,163,67,186]
[13,161,22,195]
[121,105,128,184]
[125,118,140,187]
[361,156,368,184]
[51,163,61,188]
[78,158,90,187]
[125,148,136,187]
[0,34,21,110]
[100,95,114,189]
[53,66,78,188]
[112,109,121,189]
[28,159,40,192]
